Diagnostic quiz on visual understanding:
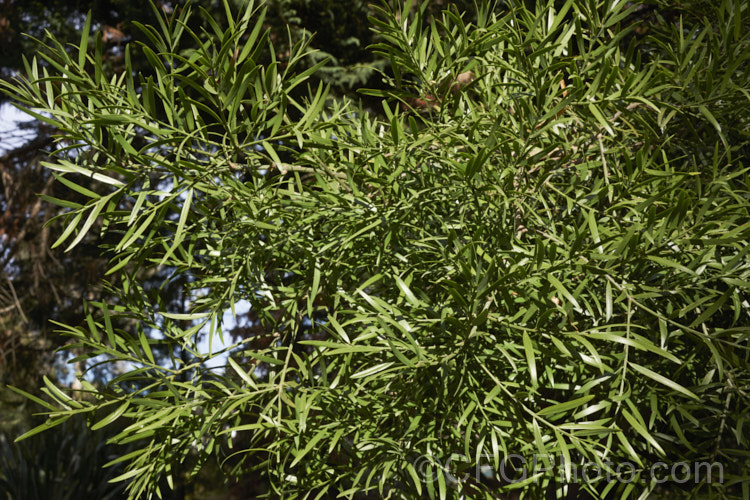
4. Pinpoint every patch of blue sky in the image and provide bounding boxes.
[196,298,252,370]
[0,103,38,154]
